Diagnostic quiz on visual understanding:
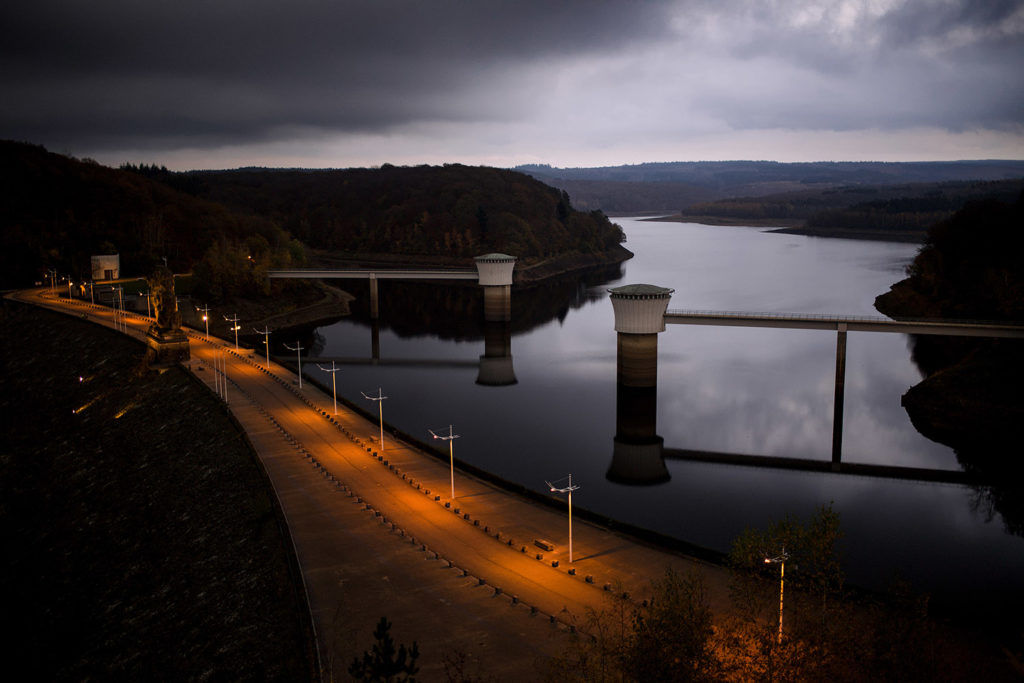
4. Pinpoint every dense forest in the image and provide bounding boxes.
[141,163,625,261]
[876,192,1024,326]
[0,142,627,299]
